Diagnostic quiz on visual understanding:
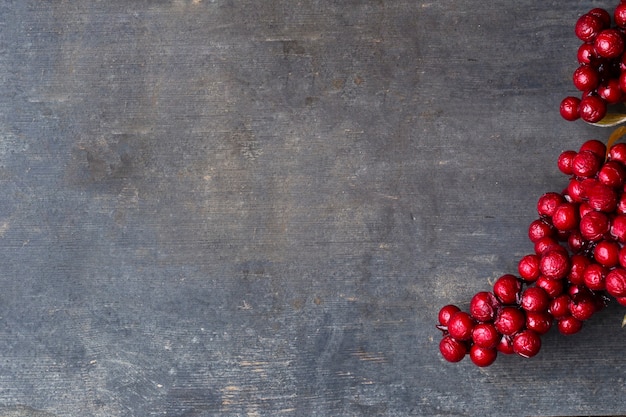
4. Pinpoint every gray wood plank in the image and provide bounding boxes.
[0,1,624,416]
